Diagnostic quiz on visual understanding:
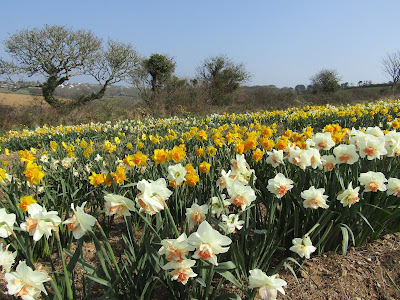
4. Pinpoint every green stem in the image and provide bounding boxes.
[56,235,74,300]
[204,264,215,300]
[165,207,180,238]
